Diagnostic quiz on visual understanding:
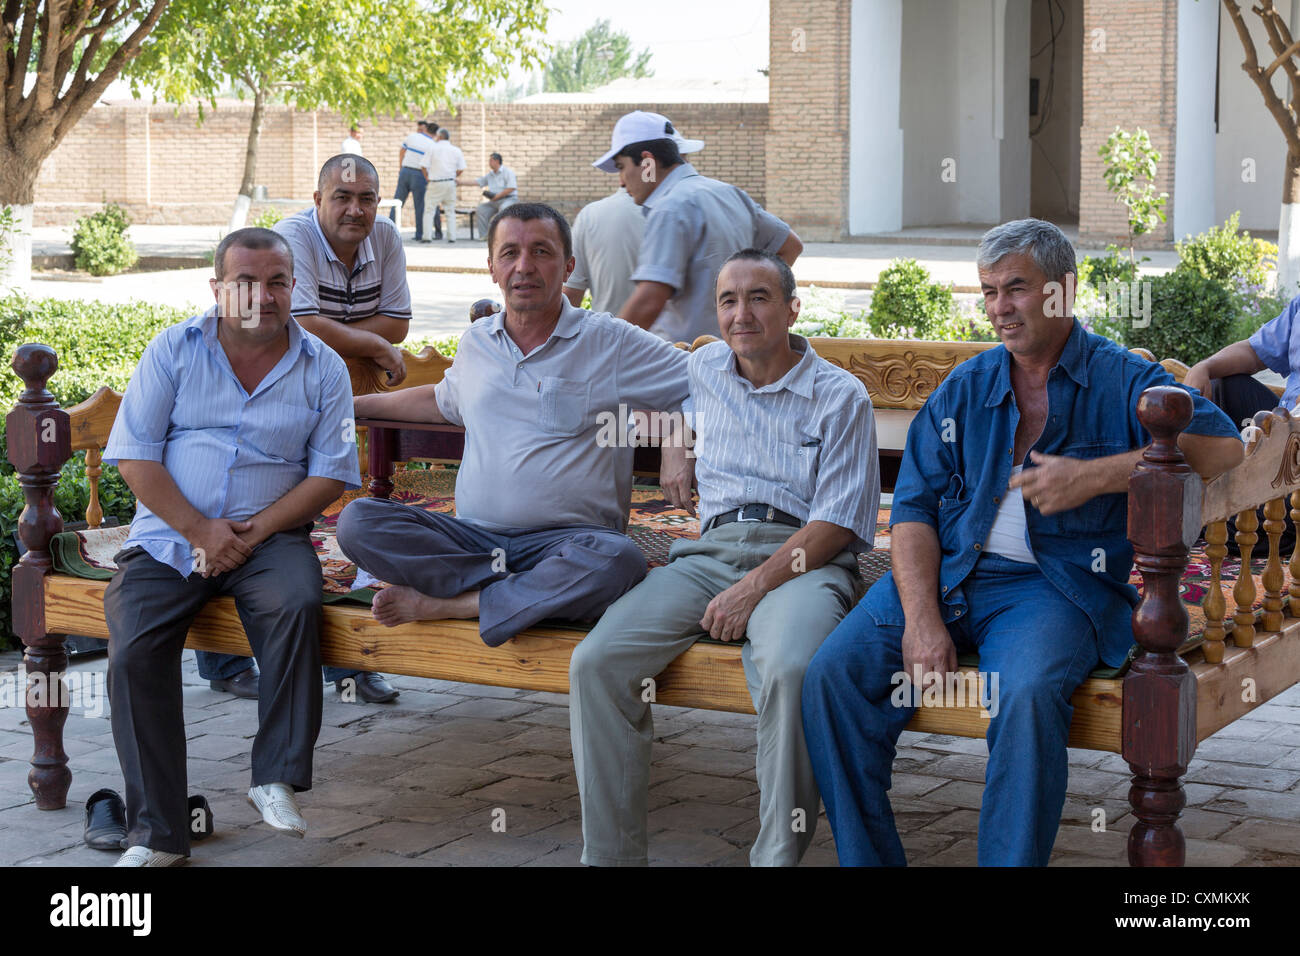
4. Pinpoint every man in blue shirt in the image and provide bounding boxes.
[801,219,1244,867]
[103,228,361,865]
